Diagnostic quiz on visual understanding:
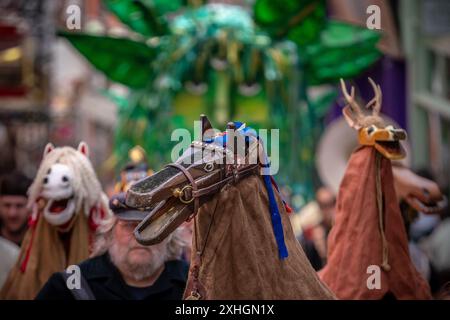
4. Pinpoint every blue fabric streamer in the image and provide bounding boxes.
[206,121,289,259]
[263,174,289,259]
